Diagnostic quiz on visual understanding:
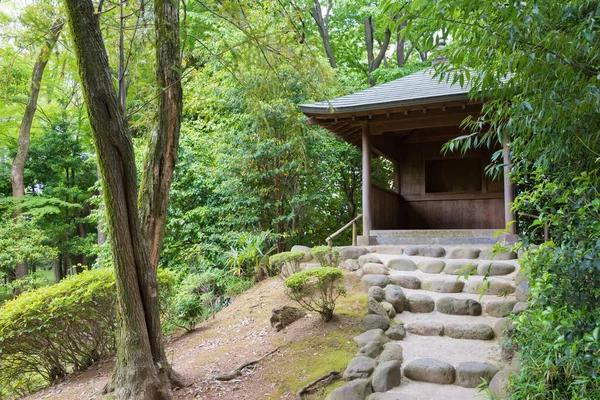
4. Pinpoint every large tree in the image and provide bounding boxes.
[62,0,182,398]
